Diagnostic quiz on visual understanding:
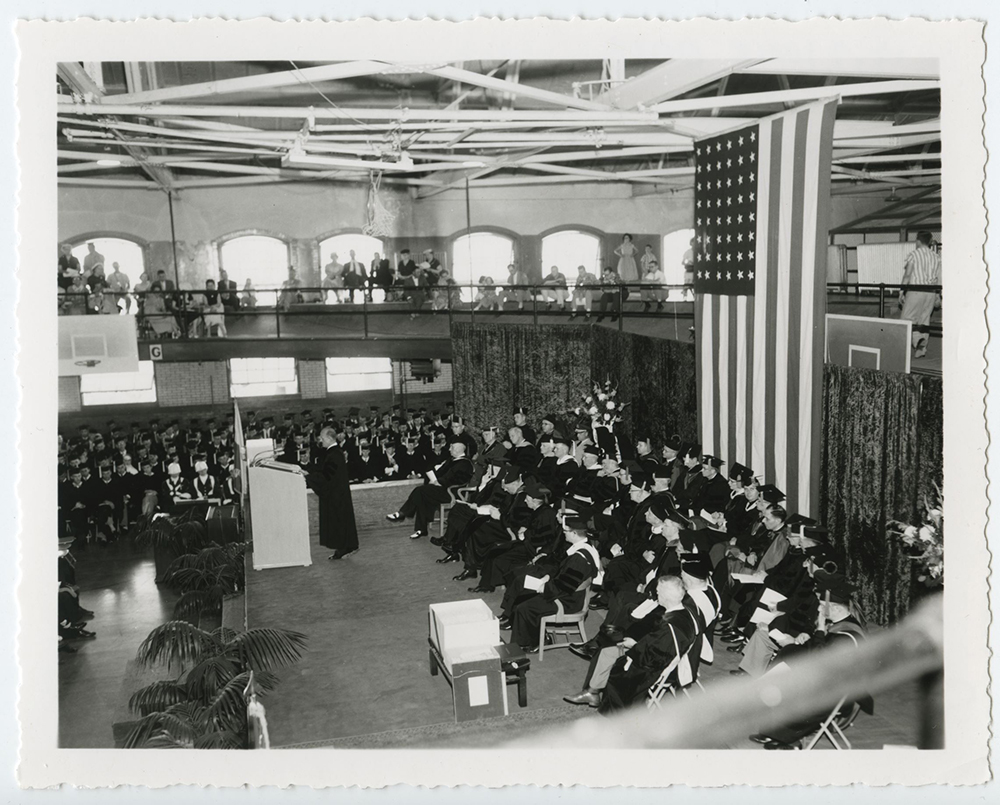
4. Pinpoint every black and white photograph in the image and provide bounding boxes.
[13,15,990,790]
